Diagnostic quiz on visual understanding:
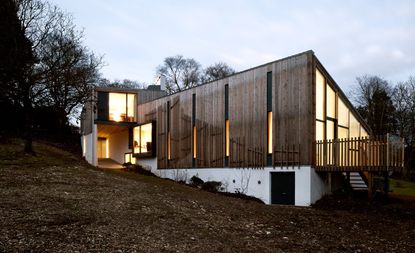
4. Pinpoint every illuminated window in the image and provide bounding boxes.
[349,113,360,138]
[109,93,136,122]
[326,120,335,140]
[193,126,197,159]
[326,84,336,118]
[133,126,140,153]
[338,127,349,139]
[267,111,273,154]
[167,130,171,160]
[127,94,135,121]
[316,121,325,141]
[316,69,325,121]
[124,153,136,164]
[140,123,152,153]
[133,122,154,157]
[361,127,369,137]
[225,120,229,157]
[338,97,349,127]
